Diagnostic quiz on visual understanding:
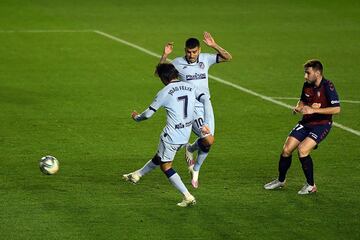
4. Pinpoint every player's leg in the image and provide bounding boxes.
[278,136,300,181]
[122,155,159,184]
[159,141,196,207]
[186,103,215,163]
[297,137,317,194]
[137,154,161,177]
[264,123,307,190]
[135,138,165,177]
[187,134,214,188]
[186,105,215,188]
[122,140,164,183]
[297,122,332,194]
